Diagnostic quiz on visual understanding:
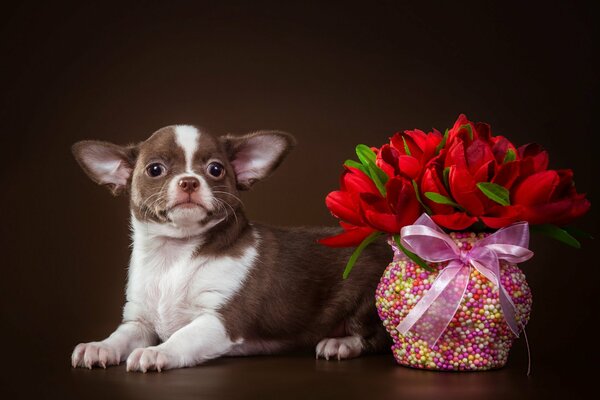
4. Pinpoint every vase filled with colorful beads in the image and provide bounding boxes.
[319,114,590,372]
